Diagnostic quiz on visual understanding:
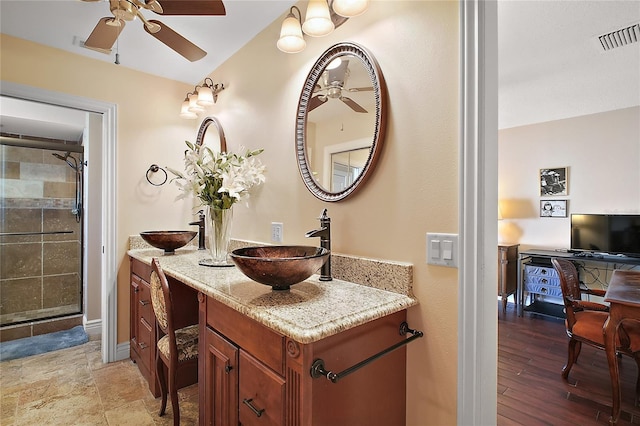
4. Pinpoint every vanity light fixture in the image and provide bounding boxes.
[179,78,225,119]
[277,0,367,54]
[302,0,334,37]
[277,6,306,53]
[331,0,369,17]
